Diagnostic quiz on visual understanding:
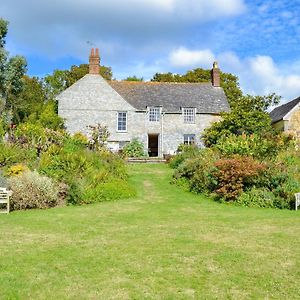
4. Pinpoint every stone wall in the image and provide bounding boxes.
[58,74,221,156]
[286,109,300,137]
